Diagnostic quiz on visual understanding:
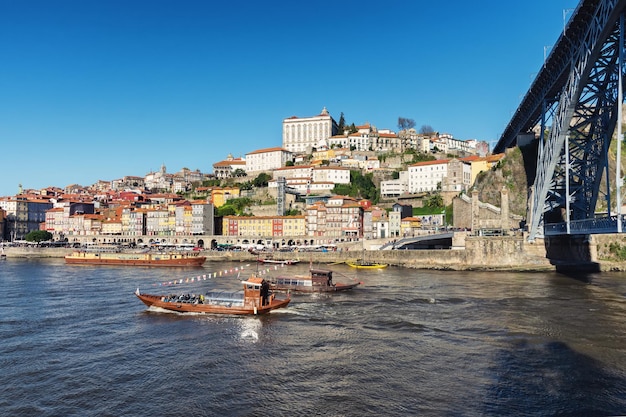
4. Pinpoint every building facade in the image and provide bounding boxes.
[191,201,215,235]
[0,197,53,240]
[282,107,338,153]
[222,215,306,238]
[245,147,293,174]
[305,196,363,240]
[212,154,246,179]
[408,159,449,193]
